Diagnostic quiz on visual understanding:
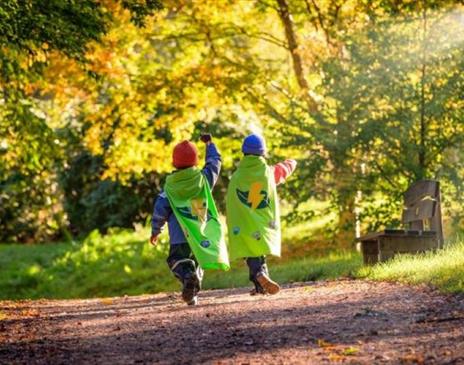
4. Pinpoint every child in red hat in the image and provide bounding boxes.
[150,134,224,305]
[172,140,199,169]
